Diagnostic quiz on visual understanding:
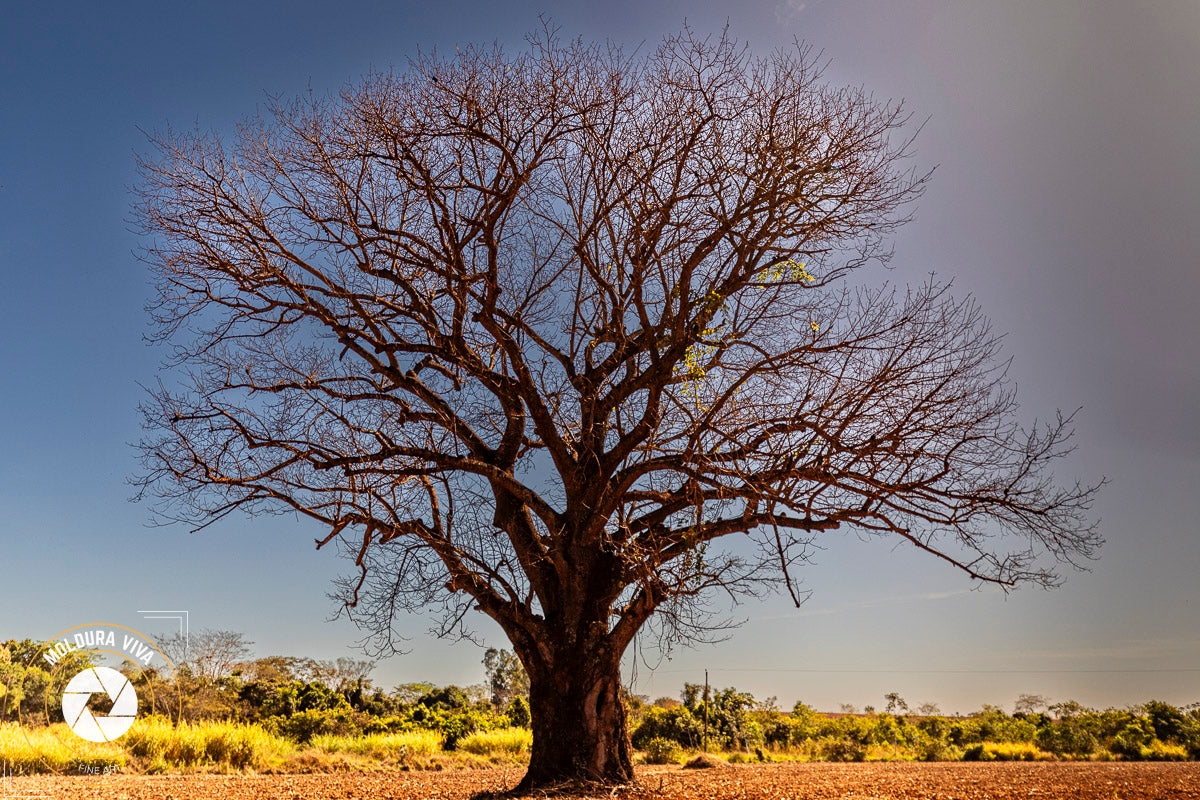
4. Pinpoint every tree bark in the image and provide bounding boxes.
[514,644,634,792]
